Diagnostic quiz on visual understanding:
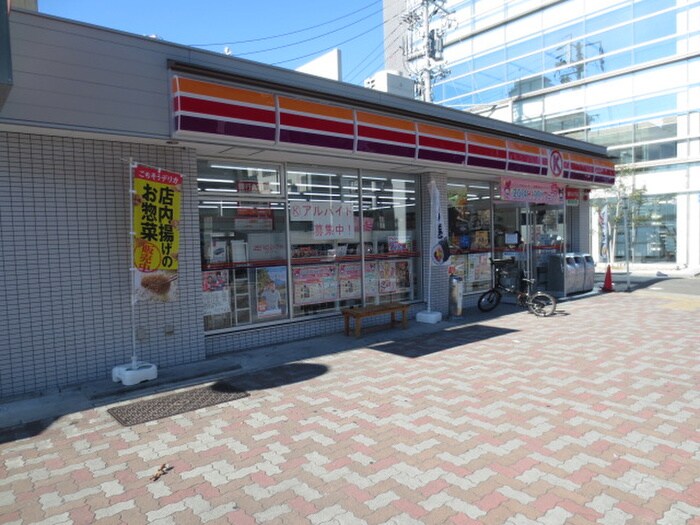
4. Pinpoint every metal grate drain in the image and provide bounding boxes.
[107,381,249,426]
